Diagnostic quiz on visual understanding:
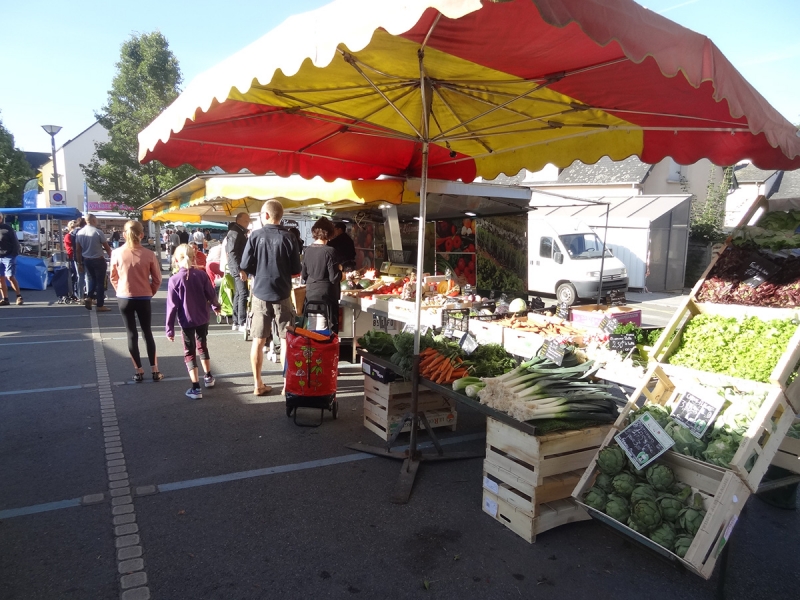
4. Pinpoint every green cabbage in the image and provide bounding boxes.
[702,434,738,468]
[665,420,708,459]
